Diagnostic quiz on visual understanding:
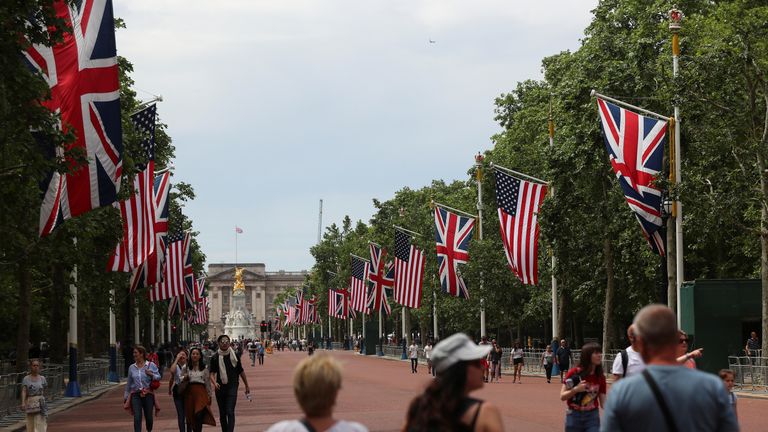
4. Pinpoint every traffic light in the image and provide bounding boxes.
[260,320,267,333]
[268,321,272,333]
